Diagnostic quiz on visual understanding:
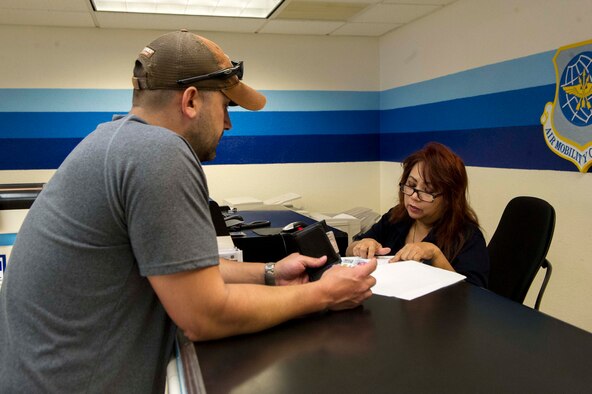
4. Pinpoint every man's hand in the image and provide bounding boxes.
[318,258,377,310]
[274,253,327,286]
